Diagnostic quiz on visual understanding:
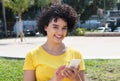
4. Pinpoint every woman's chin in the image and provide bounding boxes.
[54,38,63,43]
